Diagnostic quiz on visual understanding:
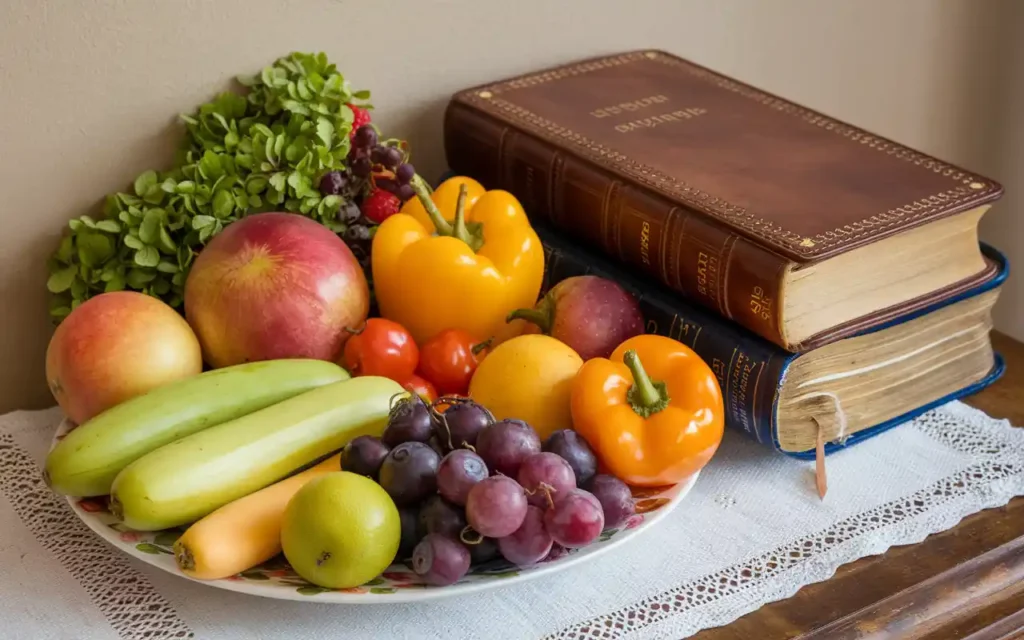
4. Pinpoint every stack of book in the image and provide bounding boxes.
[440,50,1008,474]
